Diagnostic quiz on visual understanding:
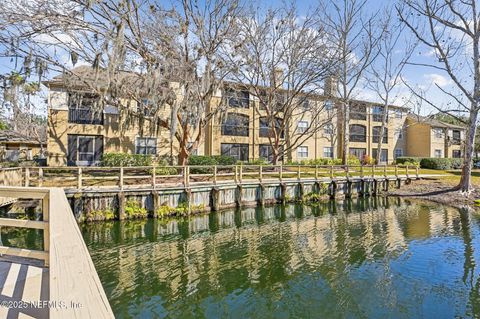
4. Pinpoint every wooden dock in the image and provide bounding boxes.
[0,187,114,319]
